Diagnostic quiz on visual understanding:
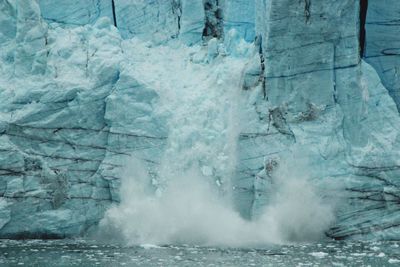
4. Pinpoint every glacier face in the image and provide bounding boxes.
[39,0,114,26]
[365,0,400,111]
[237,0,400,240]
[0,0,399,242]
[0,0,167,238]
